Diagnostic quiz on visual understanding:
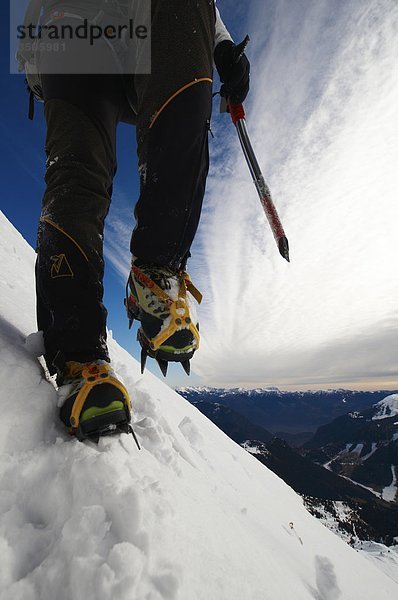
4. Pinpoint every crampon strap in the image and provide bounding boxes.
[132,265,202,353]
[69,363,131,429]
